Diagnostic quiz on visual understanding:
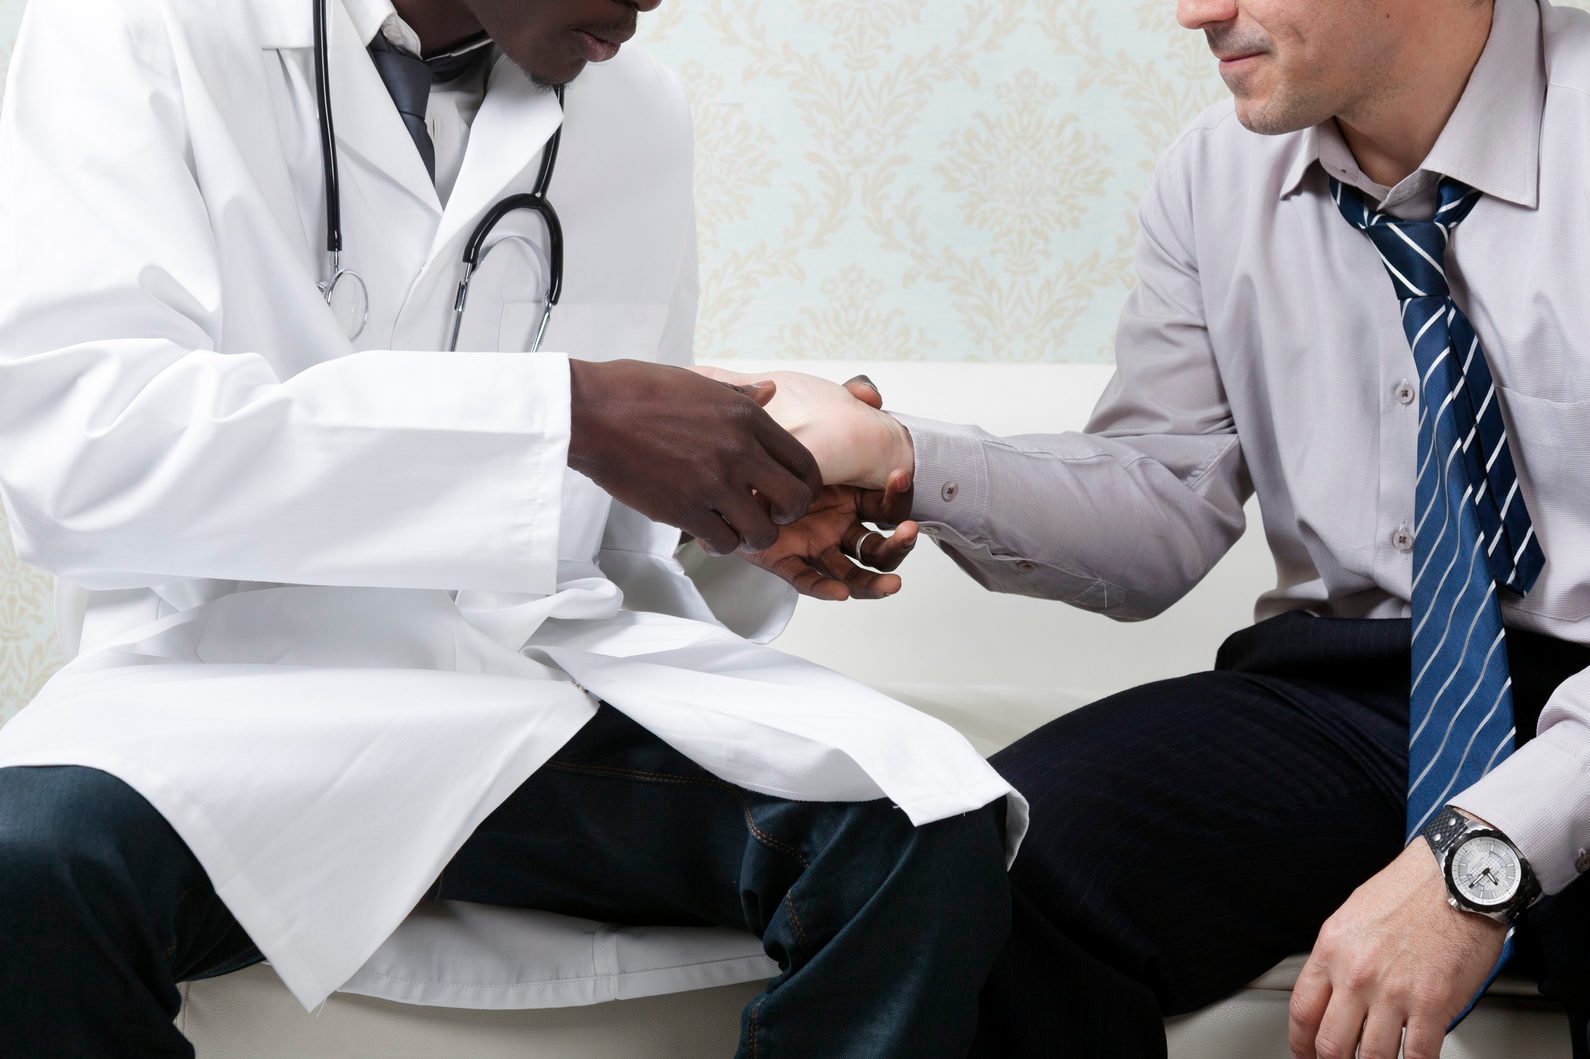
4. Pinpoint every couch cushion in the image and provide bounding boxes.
[874,683,1098,756]
[1247,953,1542,1000]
